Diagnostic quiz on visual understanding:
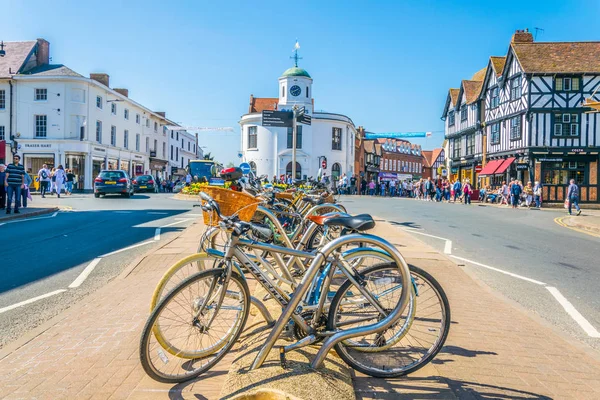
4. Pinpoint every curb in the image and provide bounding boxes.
[171,193,200,201]
[0,207,59,223]
[554,215,600,237]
